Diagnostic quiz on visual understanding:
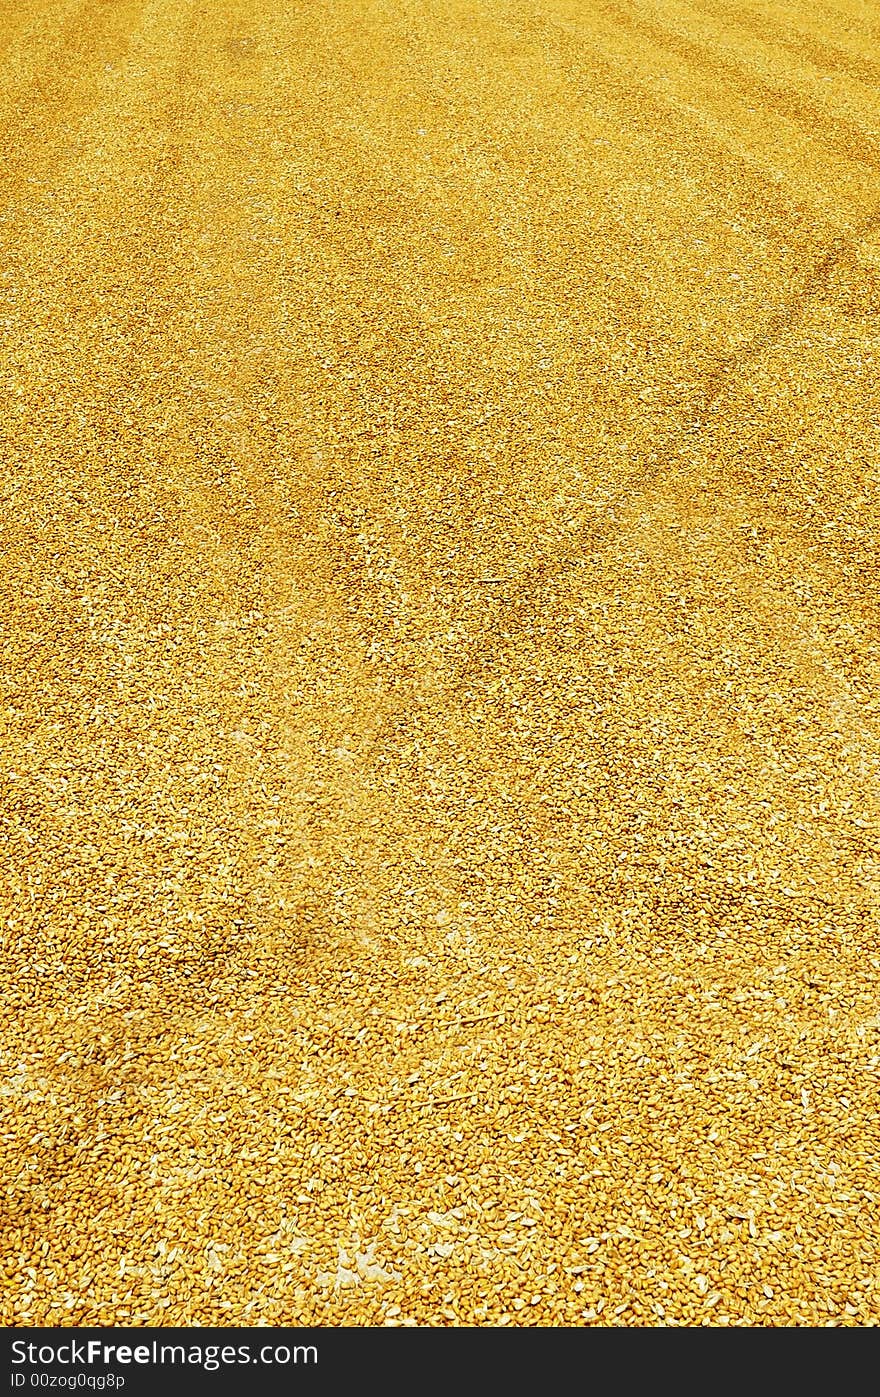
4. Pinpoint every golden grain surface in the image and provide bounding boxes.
[2,0,879,1328]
